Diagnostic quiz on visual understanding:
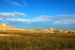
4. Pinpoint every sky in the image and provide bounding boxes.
[0,0,75,30]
